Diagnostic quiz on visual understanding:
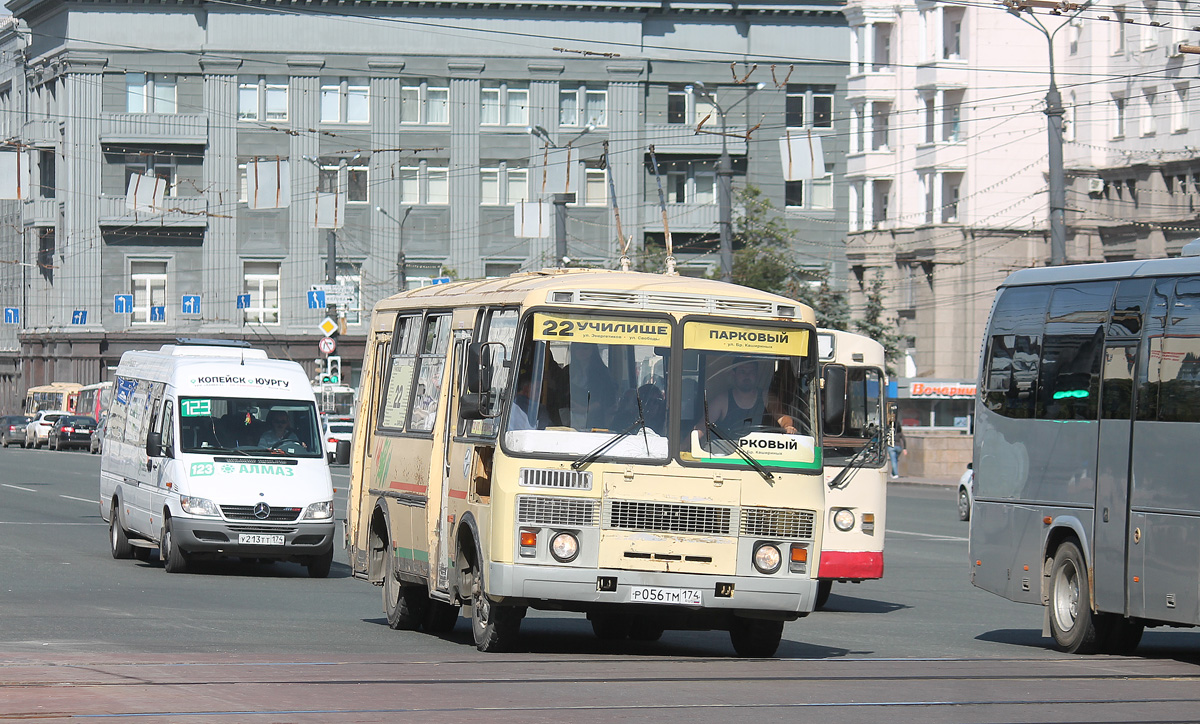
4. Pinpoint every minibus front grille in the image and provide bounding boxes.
[221,505,302,522]
[519,468,593,491]
[516,495,599,527]
[605,500,732,535]
[227,524,298,534]
[740,507,816,540]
